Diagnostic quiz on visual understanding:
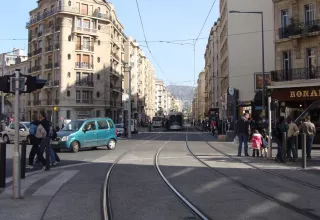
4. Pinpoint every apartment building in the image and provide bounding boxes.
[174,99,184,112]
[26,0,126,125]
[218,0,274,119]
[0,49,28,76]
[155,80,168,115]
[123,37,155,122]
[196,71,206,120]
[270,0,320,120]
[204,19,221,115]
[2,61,29,120]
